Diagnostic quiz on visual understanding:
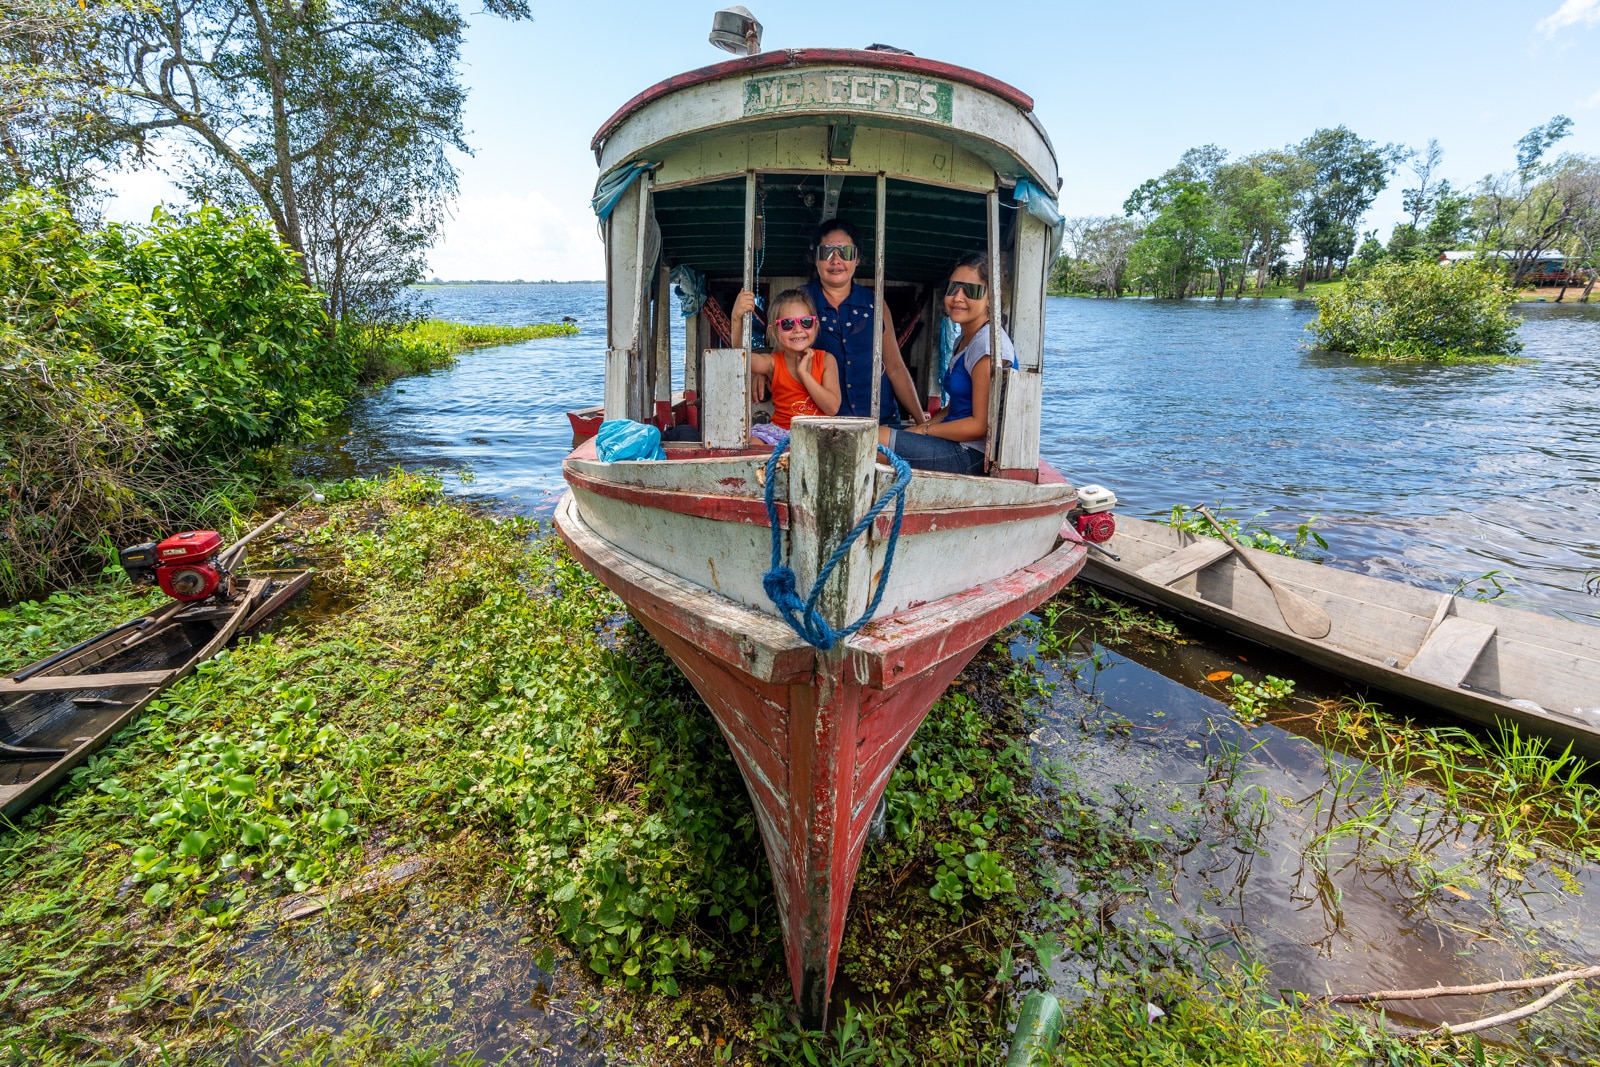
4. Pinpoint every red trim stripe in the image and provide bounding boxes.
[564,465,1071,537]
